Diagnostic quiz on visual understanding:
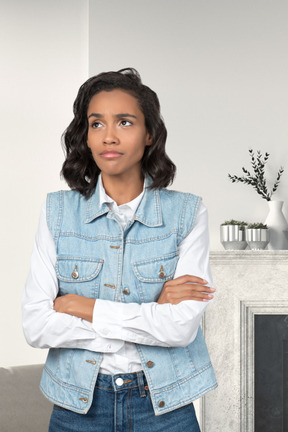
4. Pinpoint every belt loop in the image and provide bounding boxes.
[137,371,146,398]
